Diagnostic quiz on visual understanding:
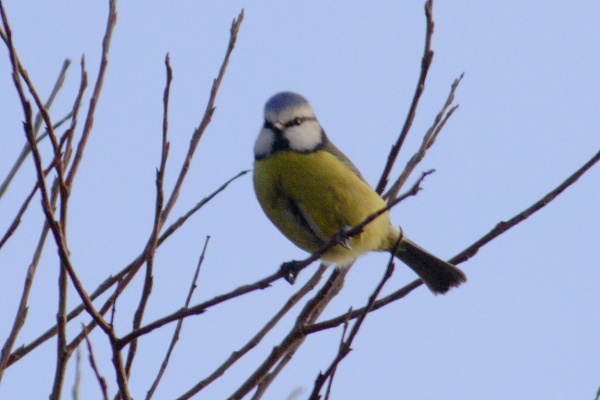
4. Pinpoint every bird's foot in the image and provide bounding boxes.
[338,226,354,250]
[280,260,301,284]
